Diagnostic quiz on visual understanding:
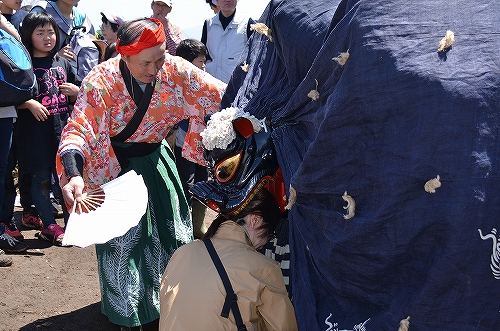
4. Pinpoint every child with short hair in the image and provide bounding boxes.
[175,38,208,70]
[17,11,80,245]
[174,39,209,238]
